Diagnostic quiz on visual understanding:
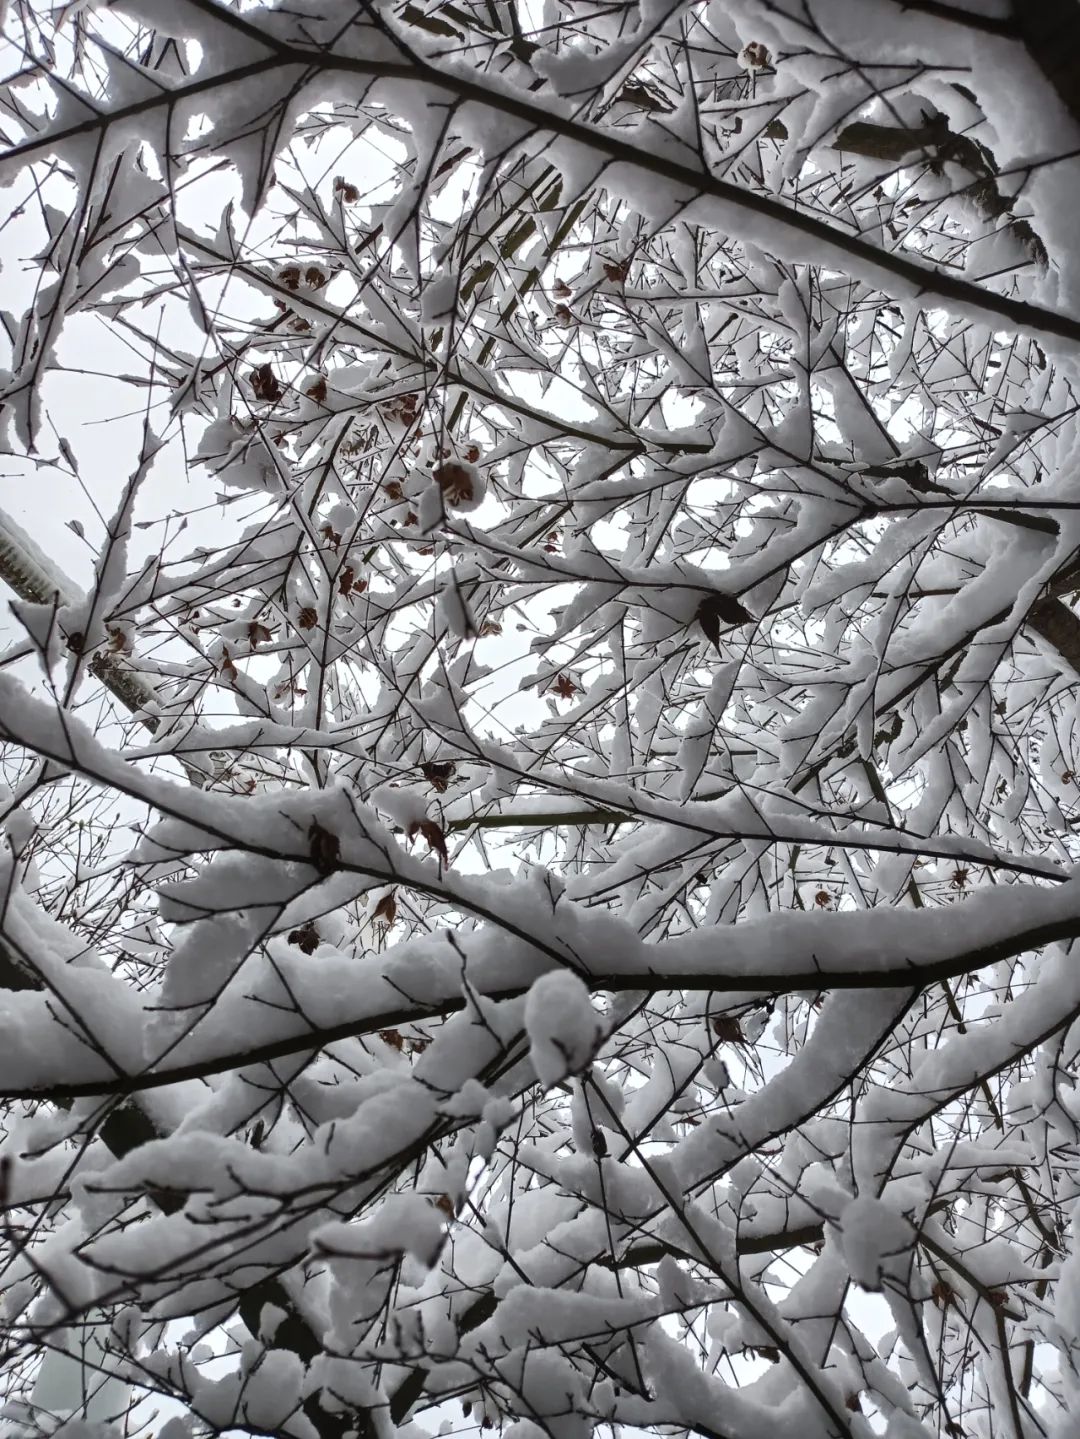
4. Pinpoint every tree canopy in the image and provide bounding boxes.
[1,3,1080,1438]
